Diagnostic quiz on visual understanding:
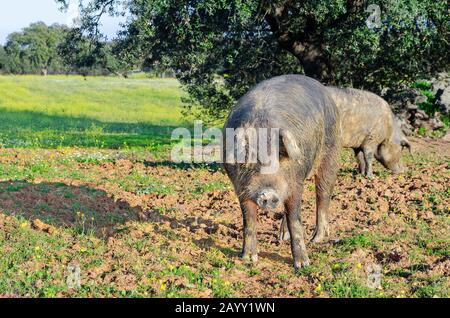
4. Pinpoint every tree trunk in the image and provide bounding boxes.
[291,40,333,83]
[264,2,334,83]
